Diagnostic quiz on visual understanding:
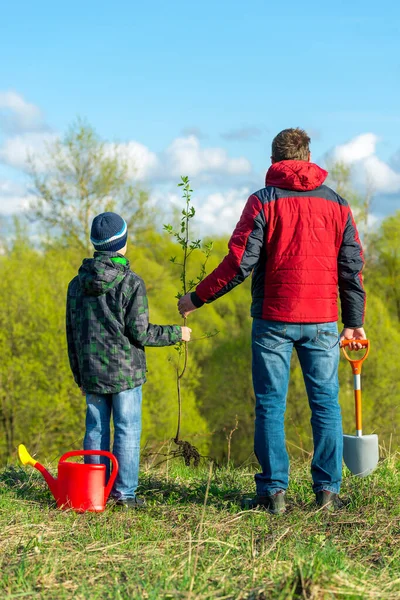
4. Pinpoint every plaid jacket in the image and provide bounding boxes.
[66,252,182,393]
